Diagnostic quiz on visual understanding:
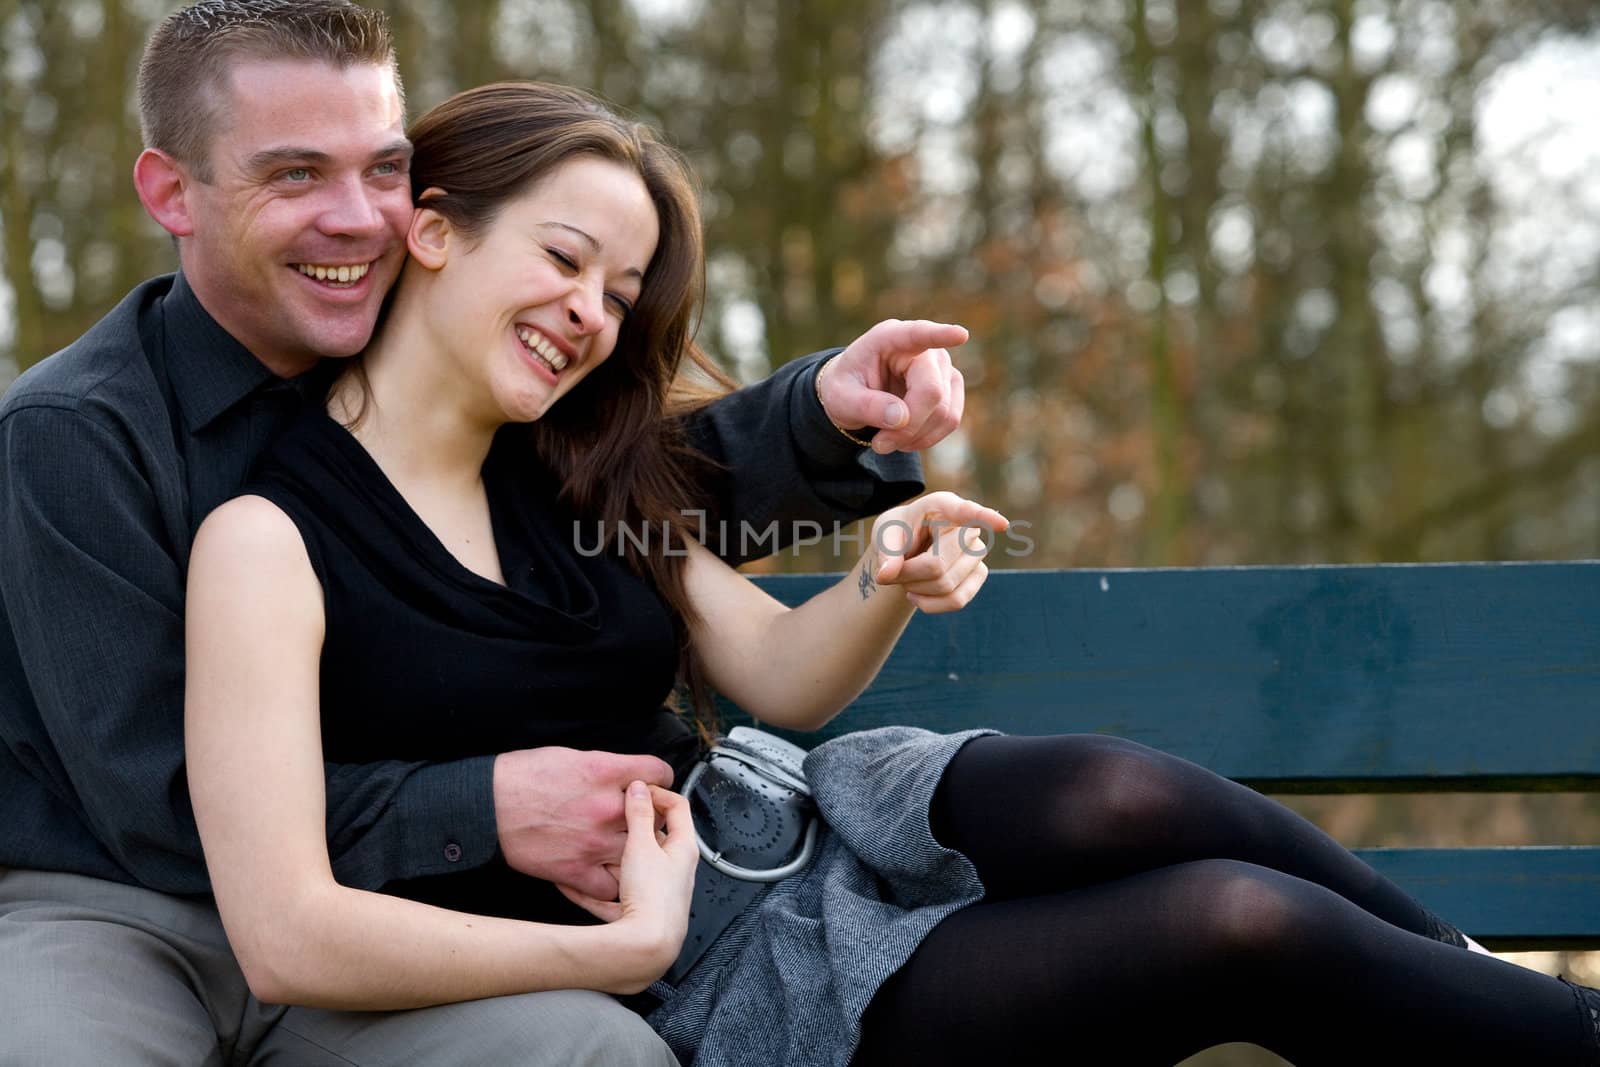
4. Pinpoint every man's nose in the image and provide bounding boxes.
[317,176,389,238]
